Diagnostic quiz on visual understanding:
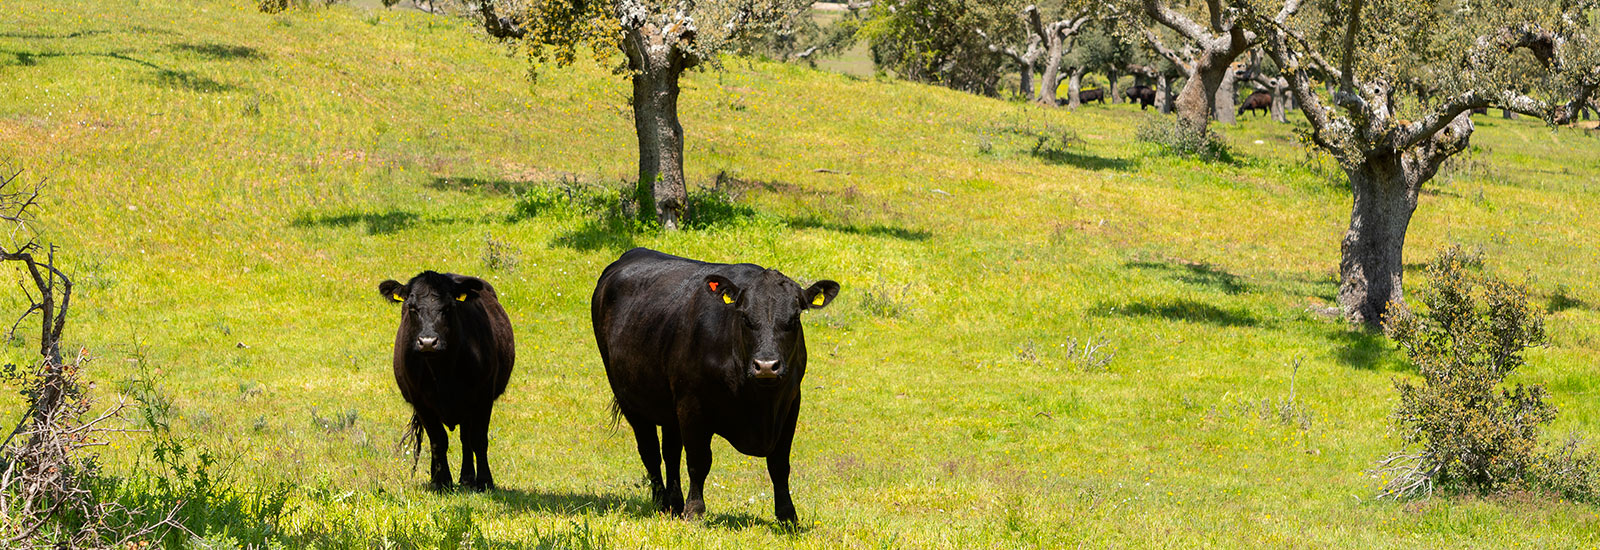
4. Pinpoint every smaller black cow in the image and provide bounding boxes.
[592,248,839,523]
[1126,86,1156,110]
[1078,88,1106,104]
[378,271,515,491]
[1238,91,1273,117]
